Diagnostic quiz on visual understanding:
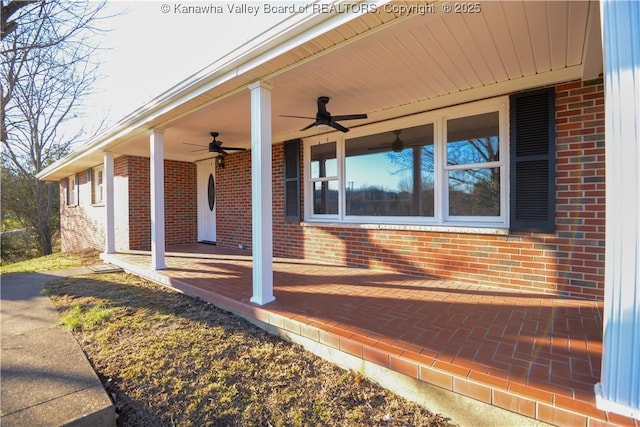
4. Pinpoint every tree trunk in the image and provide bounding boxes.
[34,178,53,255]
